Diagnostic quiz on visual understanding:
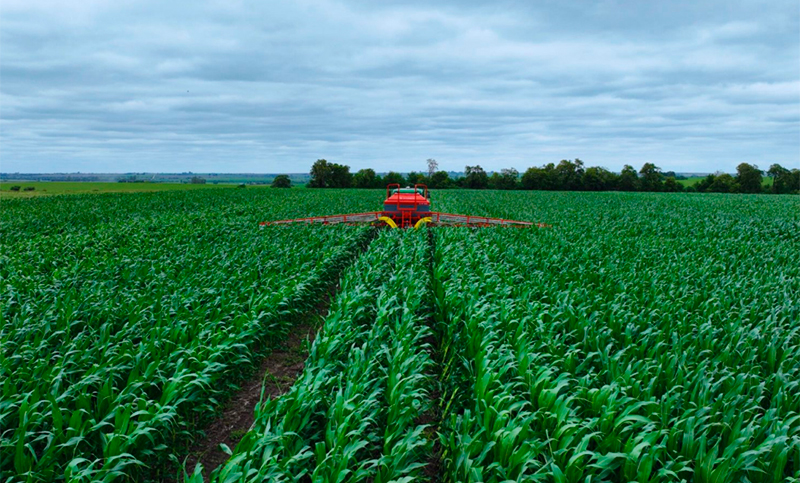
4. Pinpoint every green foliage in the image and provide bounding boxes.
[618,164,639,191]
[429,170,452,189]
[489,168,519,190]
[556,159,585,190]
[308,159,330,188]
[583,166,618,191]
[328,163,353,188]
[353,168,380,188]
[464,165,489,189]
[663,176,683,192]
[302,159,795,195]
[521,164,555,190]
[4,189,800,482]
[207,230,435,482]
[271,174,292,188]
[0,188,379,481]
[767,164,799,194]
[383,171,405,186]
[695,173,717,193]
[430,190,800,482]
[736,163,763,194]
[308,159,352,188]
[406,171,426,186]
[795,169,800,194]
[638,163,663,192]
[709,173,737,193]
